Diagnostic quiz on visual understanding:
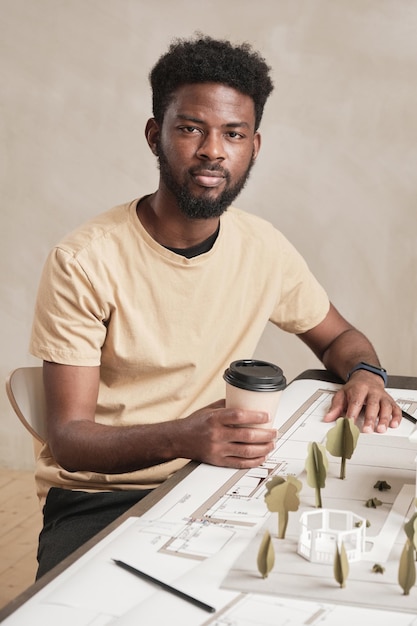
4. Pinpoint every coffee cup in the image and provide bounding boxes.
[223,359,286,427]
